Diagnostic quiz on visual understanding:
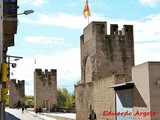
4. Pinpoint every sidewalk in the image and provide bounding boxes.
[28,108,76,120]
[41,112,76,120]
[5,107,56,120]
[29,111,57,120]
